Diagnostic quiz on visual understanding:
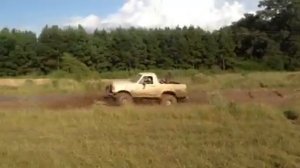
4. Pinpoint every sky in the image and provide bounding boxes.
[0,0,261,33]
